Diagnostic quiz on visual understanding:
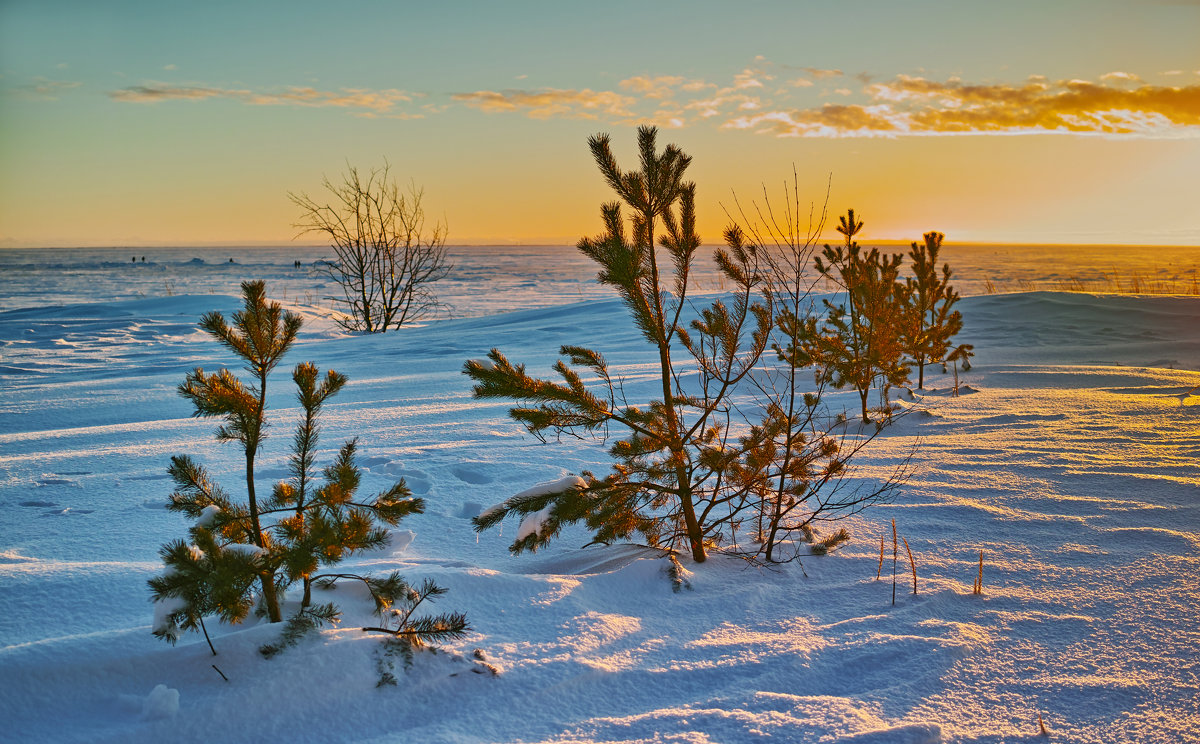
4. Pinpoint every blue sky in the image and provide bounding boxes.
[2,0,1198,246]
